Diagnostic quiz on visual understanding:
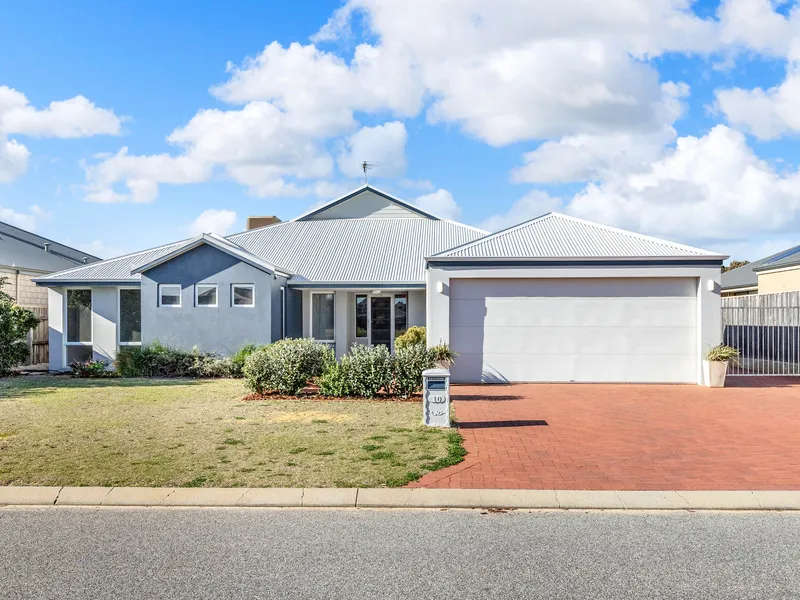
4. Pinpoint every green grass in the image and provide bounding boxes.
[0,377,463,488]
